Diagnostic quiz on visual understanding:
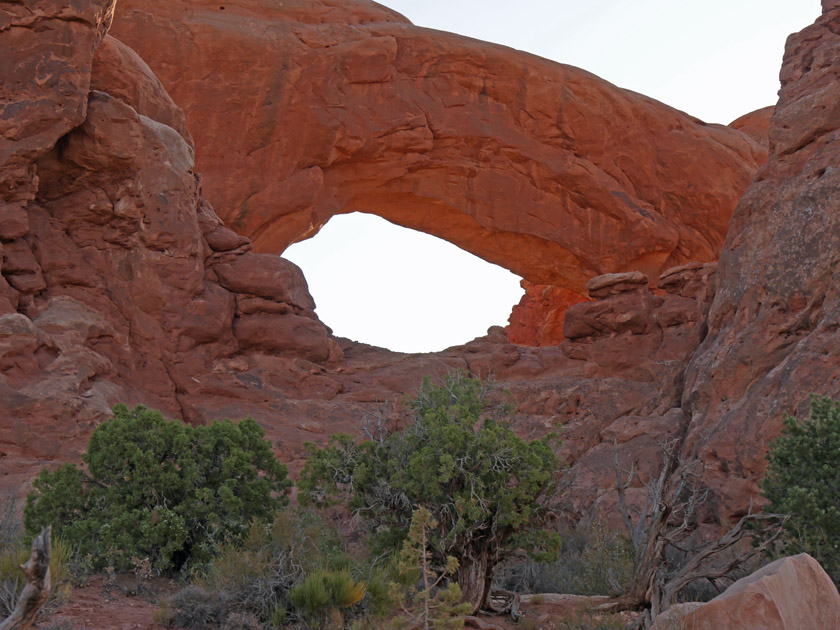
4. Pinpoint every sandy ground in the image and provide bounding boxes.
[44,575,175,630]
[37,575,639,629]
